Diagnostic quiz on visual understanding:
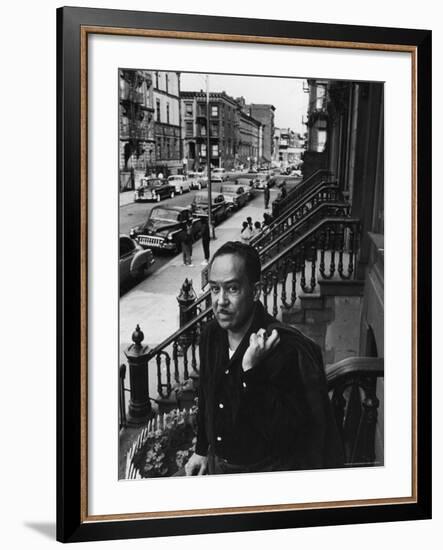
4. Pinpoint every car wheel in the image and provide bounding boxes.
[179,187,183,195]
[197,183,201,190]
[156,194,161,202]
[170,191,175,199]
